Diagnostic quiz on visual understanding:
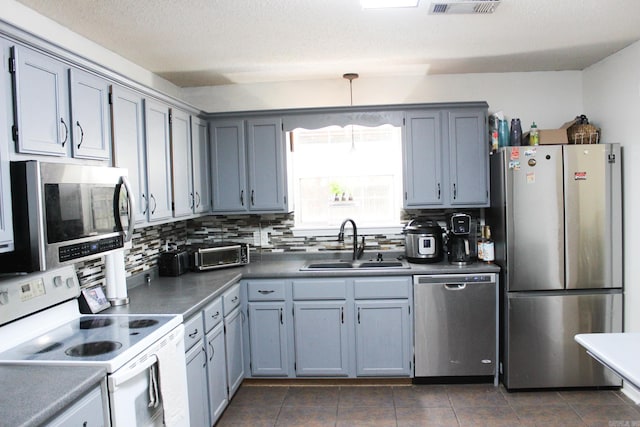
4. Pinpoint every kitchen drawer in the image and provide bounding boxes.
[292,279,347,300]
[184,313,204,351]
[247,280,286,301]
[204,297,223,333]
[354,277,411,299]
[223,283,241,315]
